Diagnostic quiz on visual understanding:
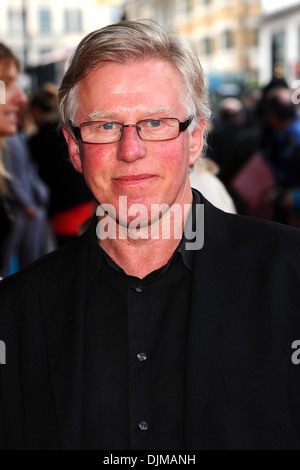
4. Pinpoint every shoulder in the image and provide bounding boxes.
[0,231,88,296]
[233,211,300,247]
[203,195,300,259]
